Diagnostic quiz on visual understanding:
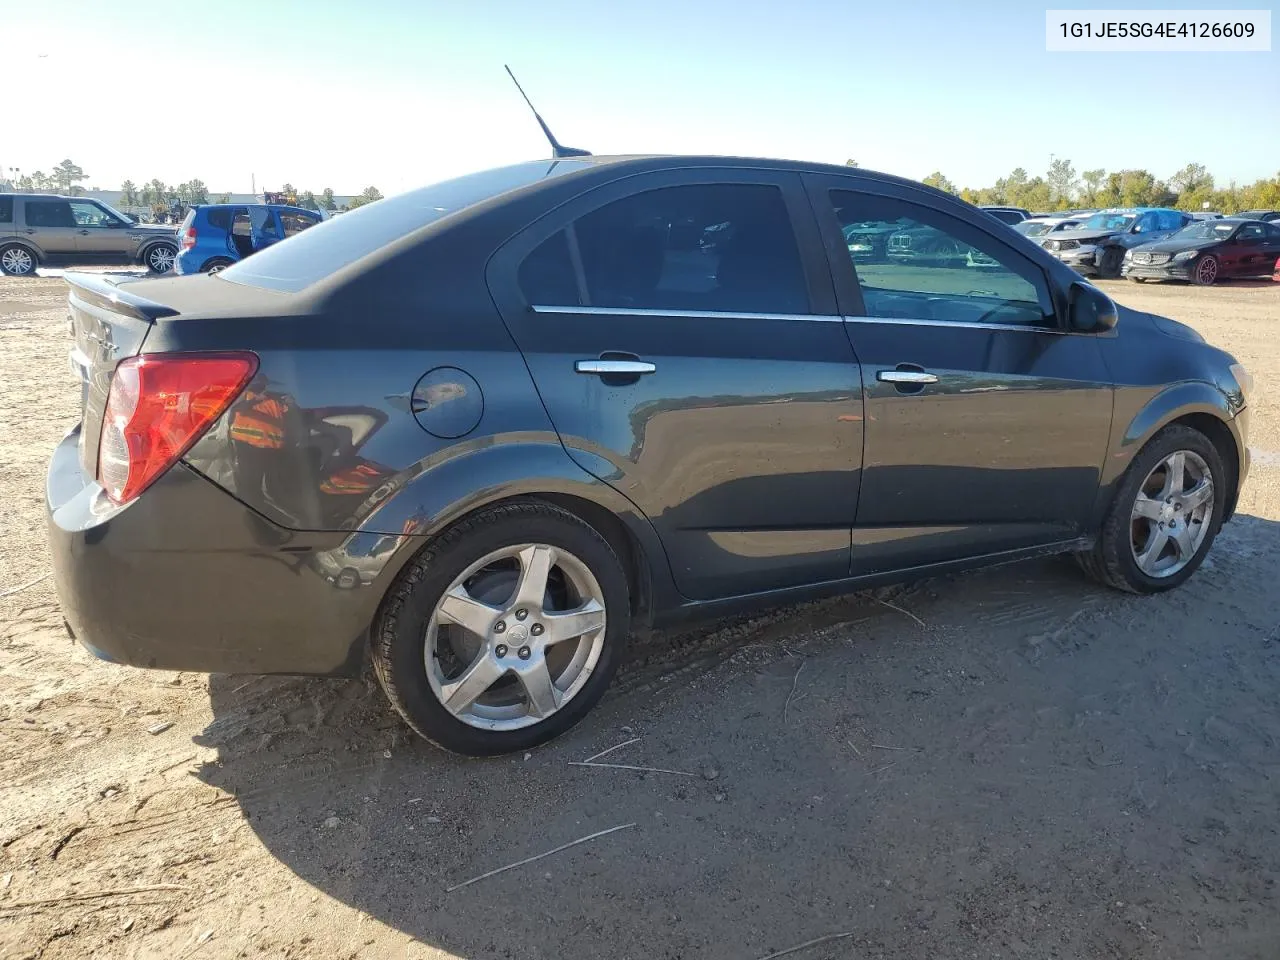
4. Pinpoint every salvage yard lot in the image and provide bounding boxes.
[1,276,1278,959]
